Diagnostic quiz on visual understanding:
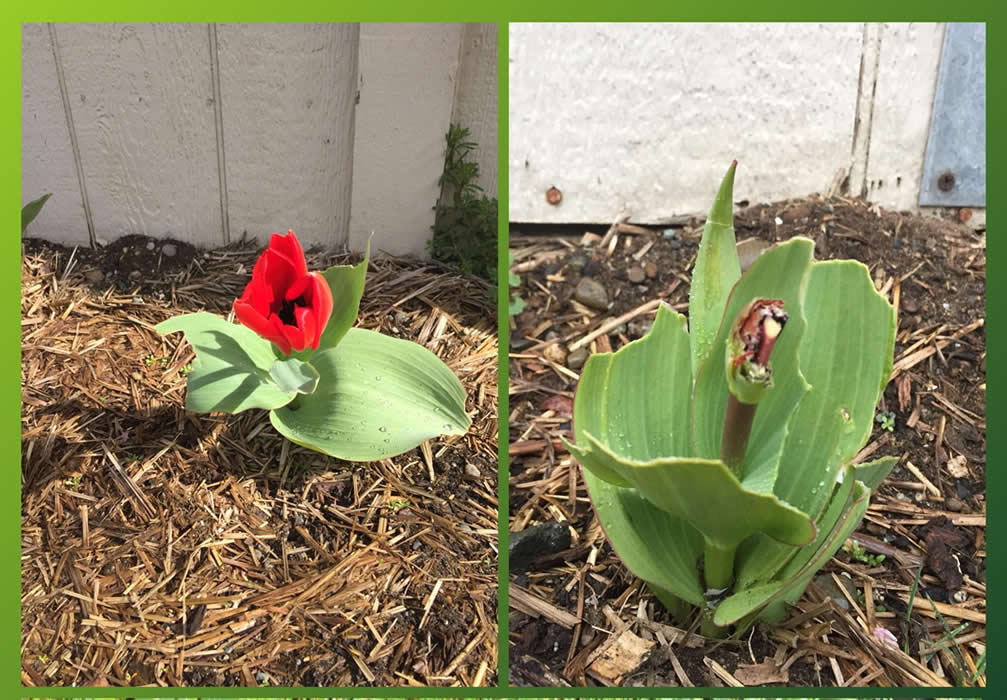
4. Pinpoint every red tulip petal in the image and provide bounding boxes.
[279,319,307,354]
[294,305,317,350]
[306,271,334,341]
[233,299,276,340]
[267,230,309,279]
